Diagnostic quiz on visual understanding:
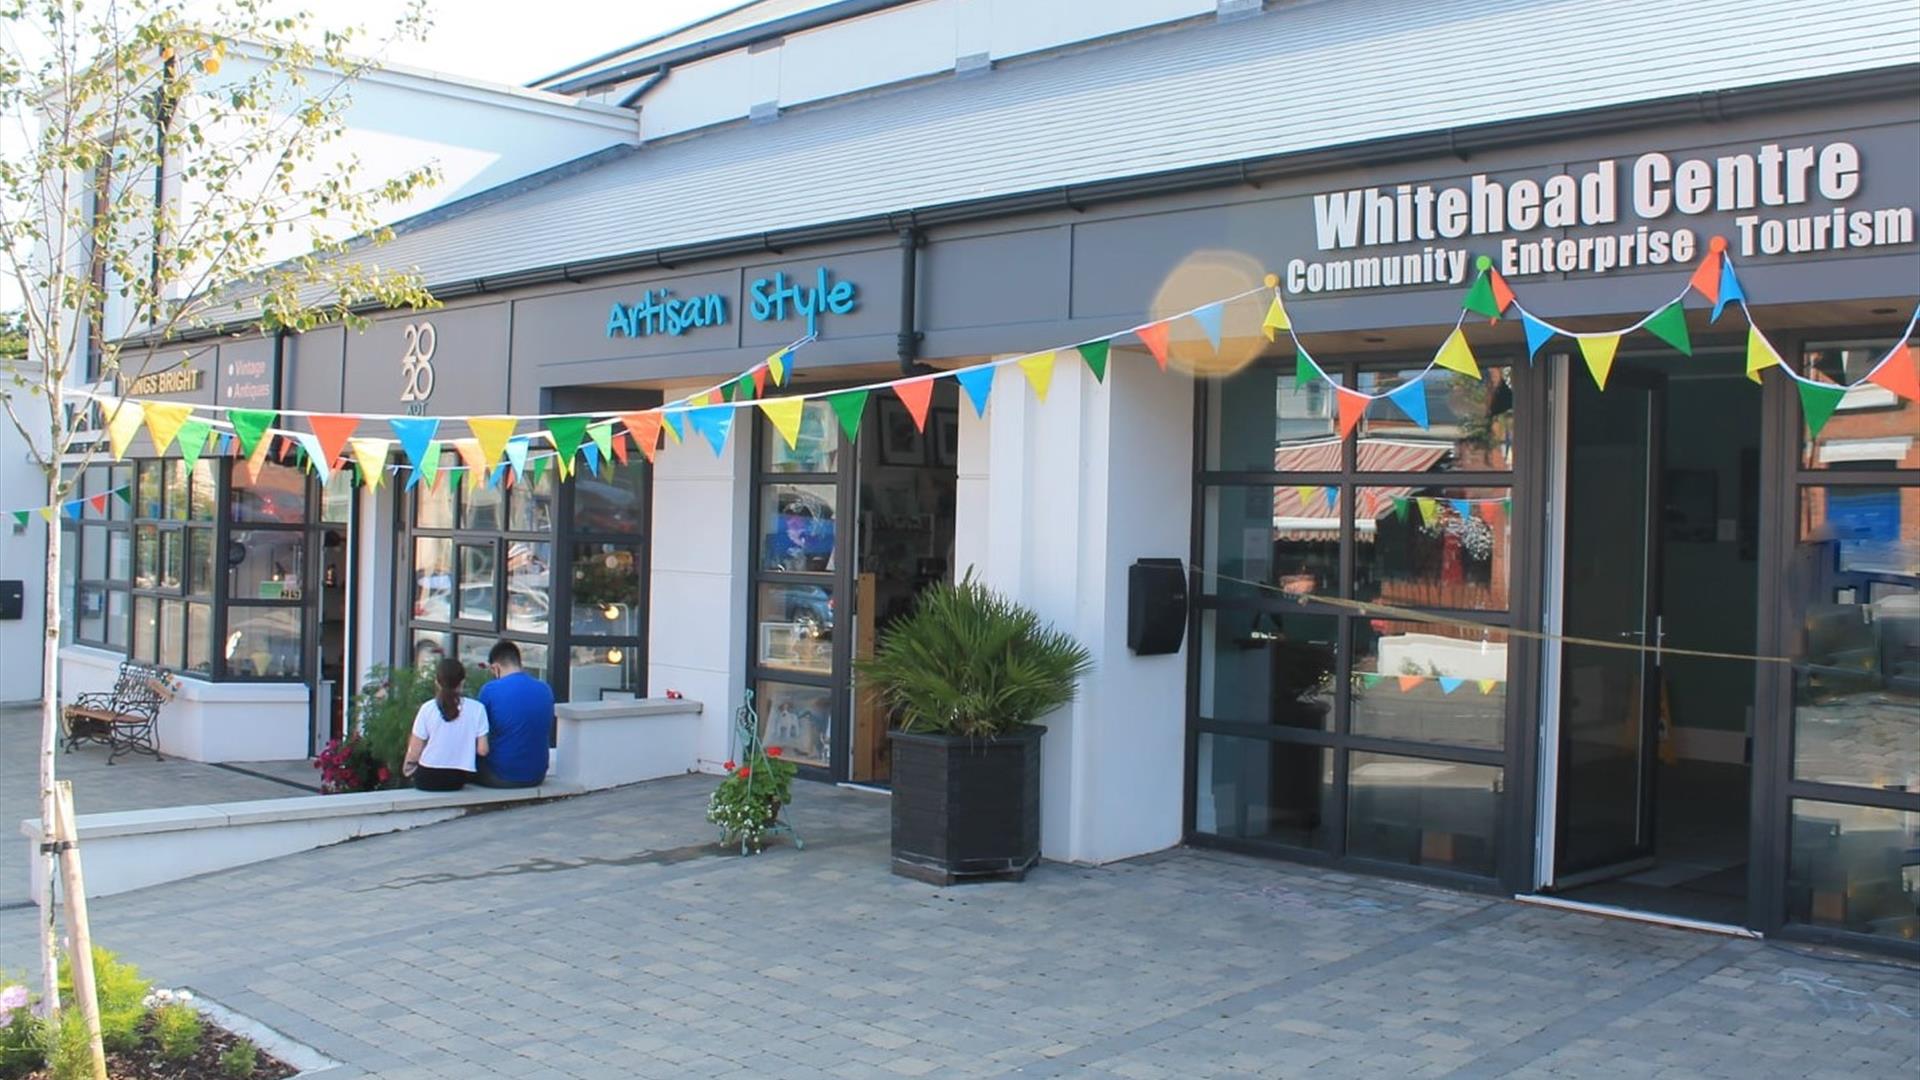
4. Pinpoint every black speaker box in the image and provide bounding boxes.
[1127,558,1187,655]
